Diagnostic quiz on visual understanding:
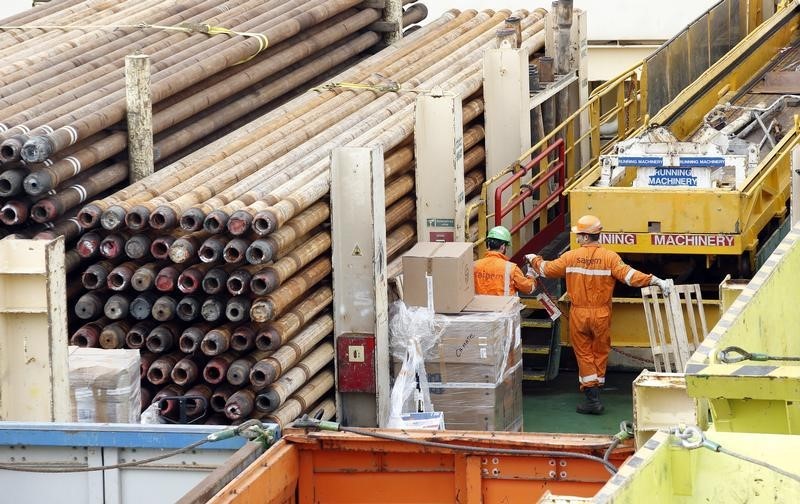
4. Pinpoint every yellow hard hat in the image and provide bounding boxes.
[572,215,602,234]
